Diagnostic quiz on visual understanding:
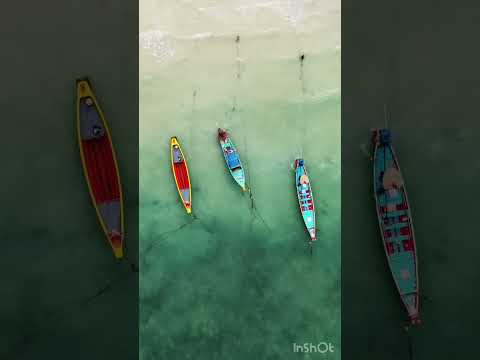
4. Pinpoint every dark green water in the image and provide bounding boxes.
[343,0,480,358]
[0,2,138,359]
